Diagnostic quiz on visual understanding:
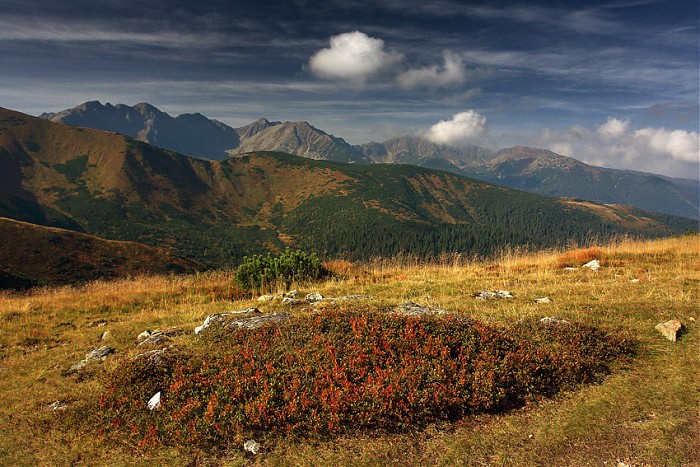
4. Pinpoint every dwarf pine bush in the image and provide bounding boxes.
[234,248,328,290]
